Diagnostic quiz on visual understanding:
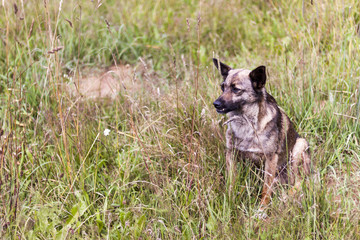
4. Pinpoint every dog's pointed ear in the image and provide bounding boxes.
[213,58,232,79]
[249,66,266,89]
